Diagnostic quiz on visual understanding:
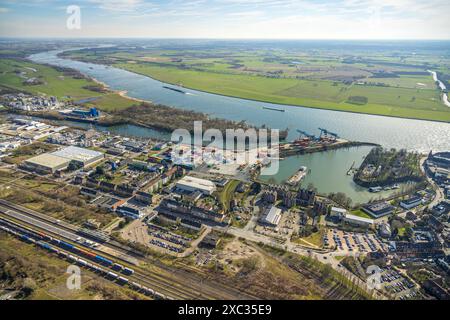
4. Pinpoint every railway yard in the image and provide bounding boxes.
[0,200,256,300]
